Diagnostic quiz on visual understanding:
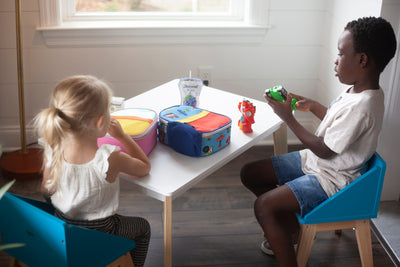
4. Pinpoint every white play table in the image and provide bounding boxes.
[122,80,287,267]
